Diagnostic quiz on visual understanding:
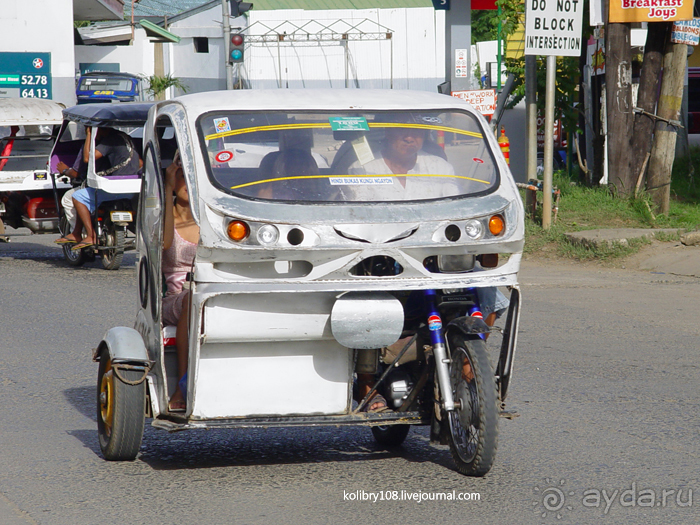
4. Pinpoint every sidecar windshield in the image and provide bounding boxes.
[197,110,499,203]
